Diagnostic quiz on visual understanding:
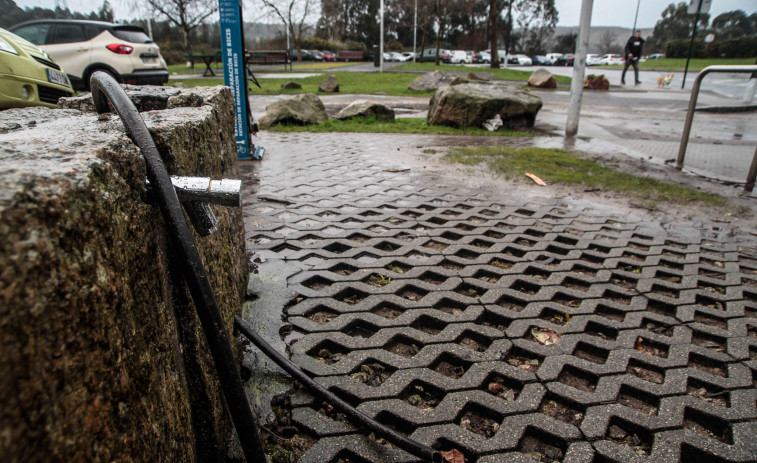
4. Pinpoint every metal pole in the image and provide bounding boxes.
[682,0,702,89]
[676,65,757,171]
[413,0,417,63]
[380,0,384,72]
[745,145,757,193]
[631,0,641,33]
[565,0,593,137]
[145,0,153,40]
